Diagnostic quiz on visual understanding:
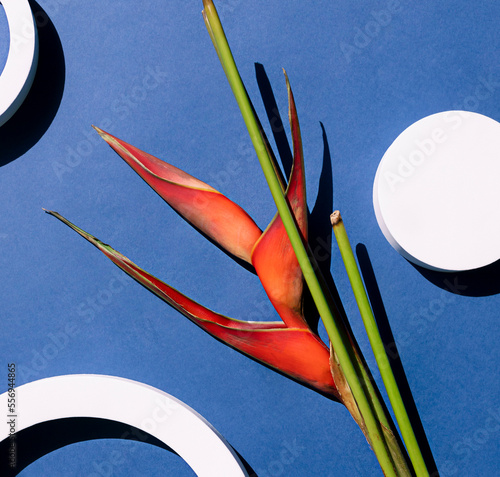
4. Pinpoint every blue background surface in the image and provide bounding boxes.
[1,1,500,475]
